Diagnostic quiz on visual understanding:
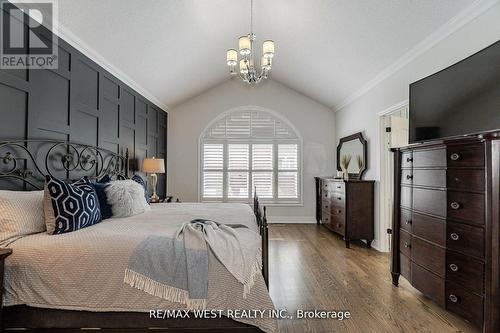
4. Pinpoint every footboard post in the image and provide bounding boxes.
[0,249,12,332]
[262,207,269,289]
